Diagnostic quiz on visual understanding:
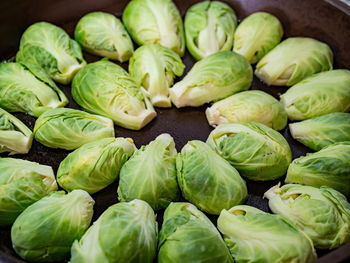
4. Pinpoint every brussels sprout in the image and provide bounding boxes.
[206,90,287,130]
[170,51,252,108]
[286,142,350,196]
[158,202,233,263]
[118,134,179,210]
[58,137,135,194]
[184,1,237,60]
[280,70,350,120]
[233,12,283,64]
[70,199,157,263]
[0,158,57,226]
[176,140,247,215]
[289,112,350,151]
[0,62,68,117]
[11,190,94,262]
[16,22,86,85]
[0,108,33,155]
[123,0,185,56]
[265,184,350,249]
[75,12,134,62]
[33,108,114,150]
[72,60,156,130]
[255,37,333,86]
[217,205,317,263]
[129,44,185,108]
[207,122,292,181]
